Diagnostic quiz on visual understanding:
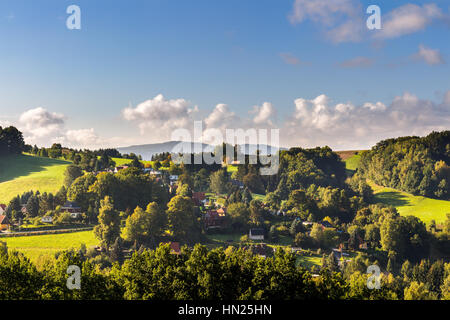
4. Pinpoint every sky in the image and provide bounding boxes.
[0,0,449,150]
